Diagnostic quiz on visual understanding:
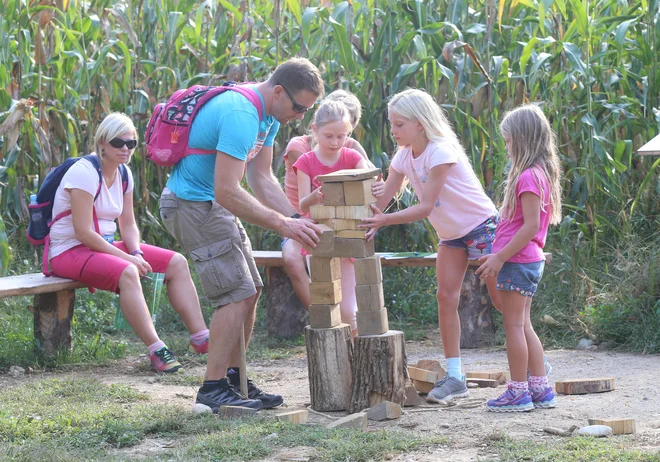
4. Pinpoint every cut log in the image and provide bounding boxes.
[354,256,382,285]
[33,289,75,357]
[306,224,334,256]
[344,178,377,206]
[309,304,341,328]
[335,230,368,239]
[587,418,636,435]
[555,378,615,395]
[335,205,374,220]
[265,267,308,338]
[356,308,388,335]
[414,360,446,378]
[459,267,496,348]
[309,205,336,219]
[317,168,381,183]
[407,366,438,384]
[348,330,407,413]
[326,412,368,430]
[318,218,361,230]
[411,379,435,394]
[333,238,375,258]
[355,283,385,311]
[322,182,345,206]
[310,257,340,282]
[310,280,342,305]
[305,324,354,411]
